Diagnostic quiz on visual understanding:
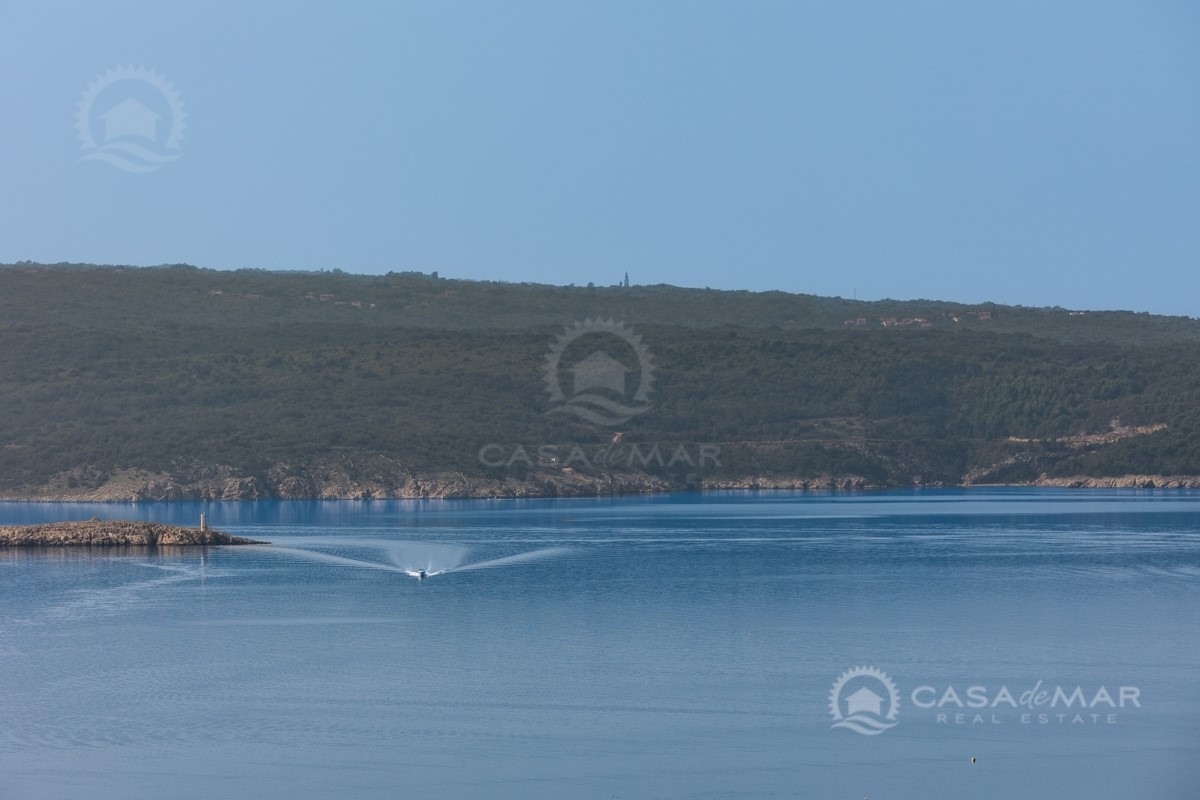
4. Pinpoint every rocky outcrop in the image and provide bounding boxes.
[701,475,870,491]
[0,520,264,546]
[1032,474,1200,489]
